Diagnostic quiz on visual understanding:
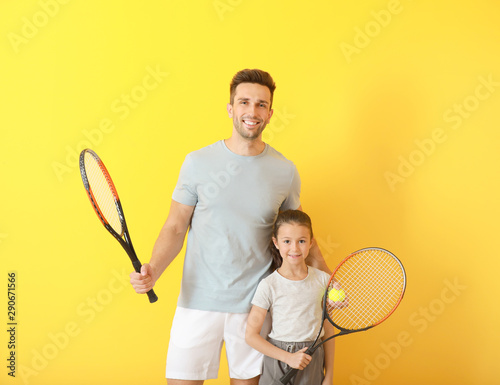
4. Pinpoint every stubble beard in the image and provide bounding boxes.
[233,116,267,141]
